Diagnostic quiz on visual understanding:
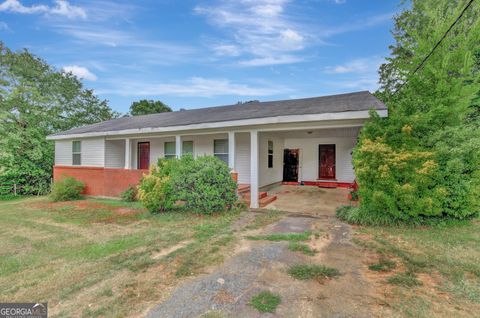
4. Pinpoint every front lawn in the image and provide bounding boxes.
[0,197,240,317]
[355,220,480,317]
